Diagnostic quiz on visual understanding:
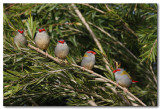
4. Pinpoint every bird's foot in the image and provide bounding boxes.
[115,83,119,89]
[45,52,49,57]
[123,87,129,93]
[82,67,86,71]
[55,57,63,64]
[36,48,40,51]
[64,59,68,64]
